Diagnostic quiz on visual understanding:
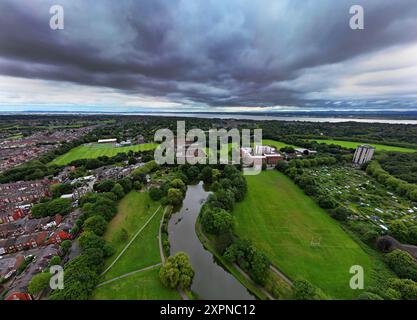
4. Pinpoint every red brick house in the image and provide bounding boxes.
[47,230,71,245]
[5,292,33,300]
[14,231,47,251]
